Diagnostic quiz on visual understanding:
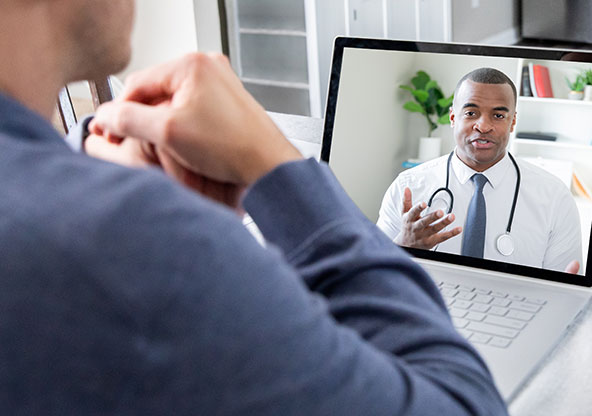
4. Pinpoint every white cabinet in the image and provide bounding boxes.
[223,0,517,117]
[224,0,321,117]
[348,0,386,38]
